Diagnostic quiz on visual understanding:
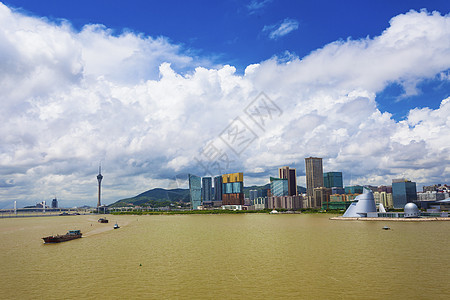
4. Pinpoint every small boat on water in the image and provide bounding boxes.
[42,230,82,243]
[98,218,109,223]
[382,226,391,230]
[114,223,120,229]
